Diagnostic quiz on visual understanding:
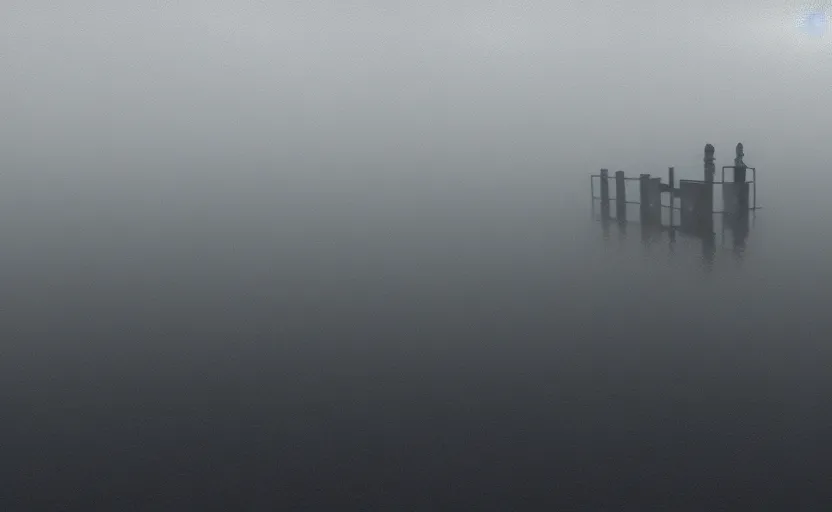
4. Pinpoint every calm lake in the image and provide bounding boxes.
[2,160,830,509]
